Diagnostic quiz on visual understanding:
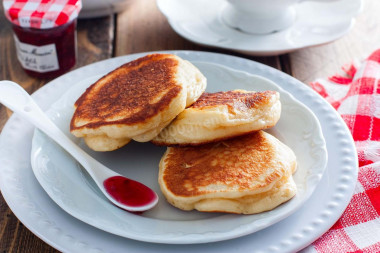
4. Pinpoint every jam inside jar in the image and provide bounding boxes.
[12,20,77,79]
